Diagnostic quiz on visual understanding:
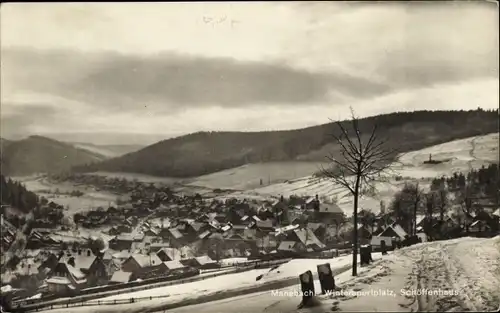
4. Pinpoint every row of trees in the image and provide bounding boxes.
[387,162,499,237]
[0,174,39,214]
